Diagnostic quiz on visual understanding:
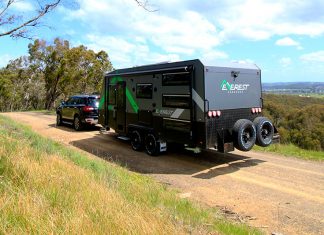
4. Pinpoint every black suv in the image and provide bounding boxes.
[56,94,99,131]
